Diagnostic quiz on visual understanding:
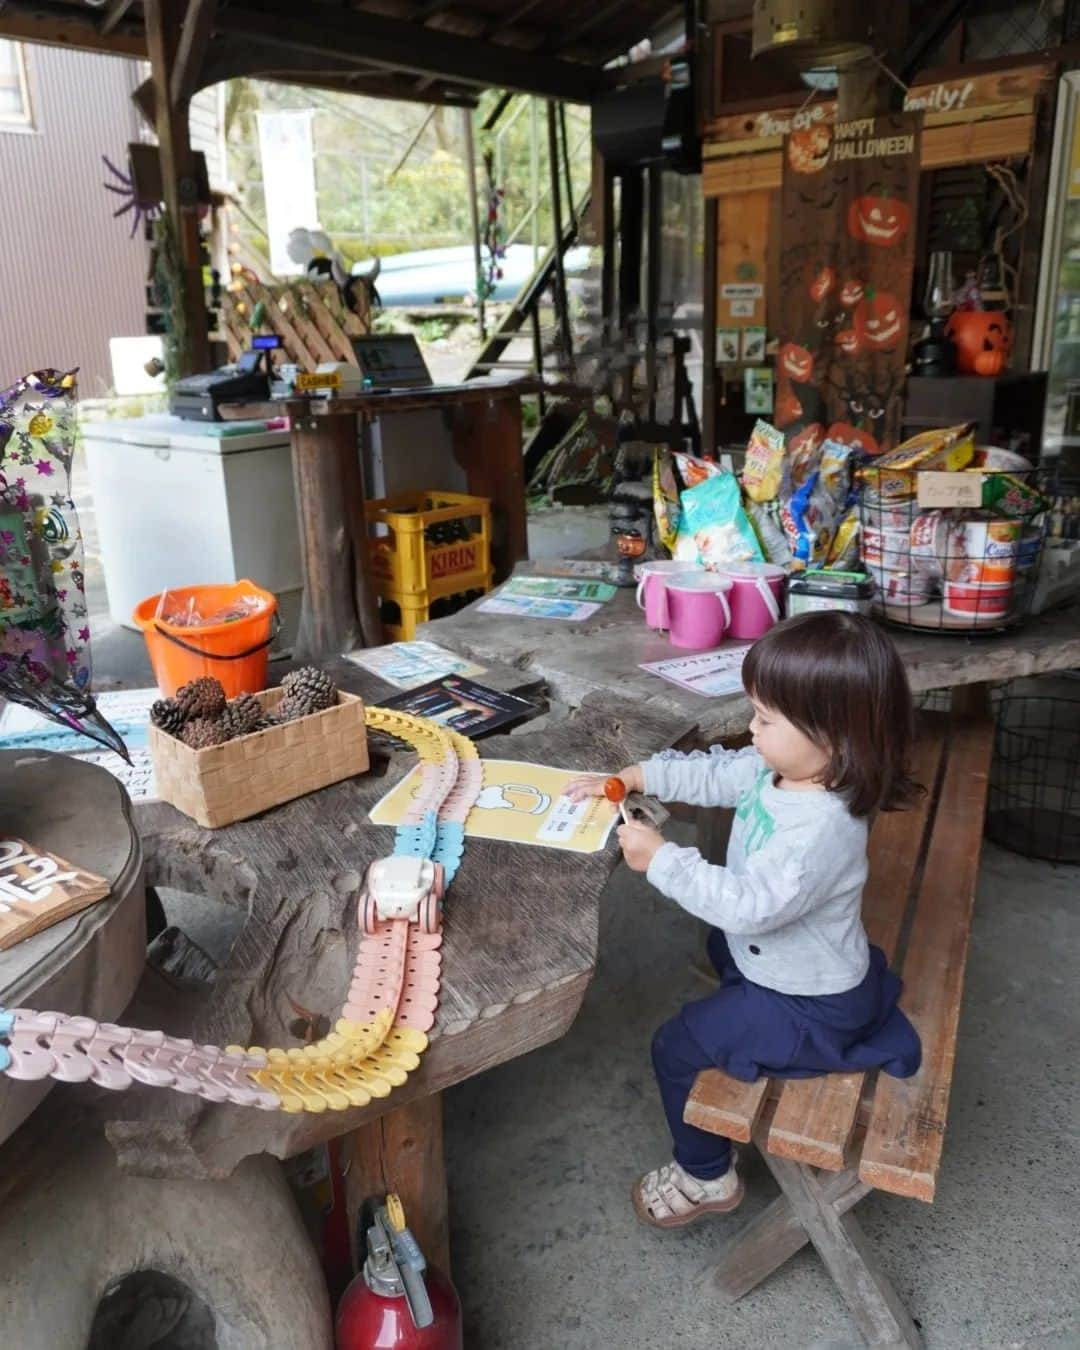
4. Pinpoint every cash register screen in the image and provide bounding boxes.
[351,335,433,390]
